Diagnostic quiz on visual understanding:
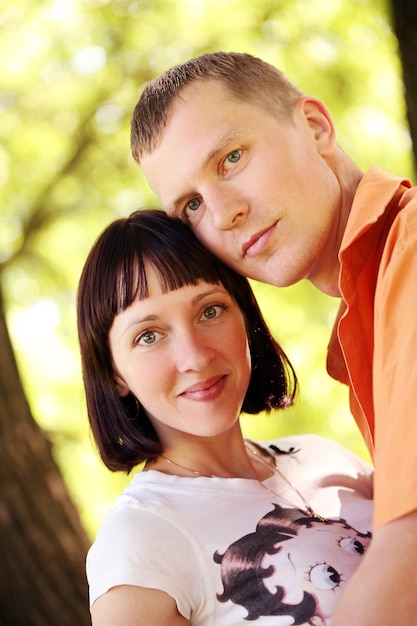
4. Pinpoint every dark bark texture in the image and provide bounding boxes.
[0,288,91,625]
